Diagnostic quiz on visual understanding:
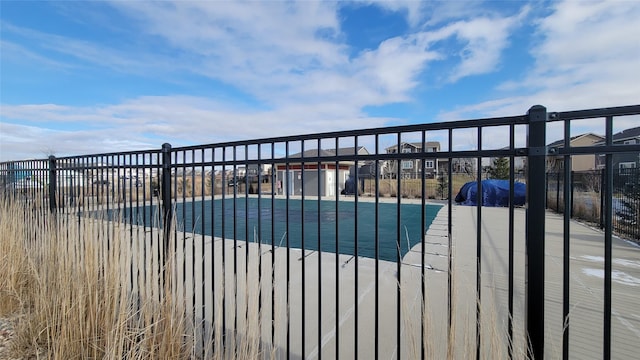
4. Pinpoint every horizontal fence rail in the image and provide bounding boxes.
[2,104,639,359]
